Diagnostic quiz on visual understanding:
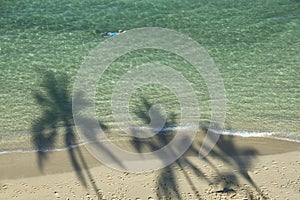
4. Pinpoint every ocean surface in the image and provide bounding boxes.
[0,0,299,153]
